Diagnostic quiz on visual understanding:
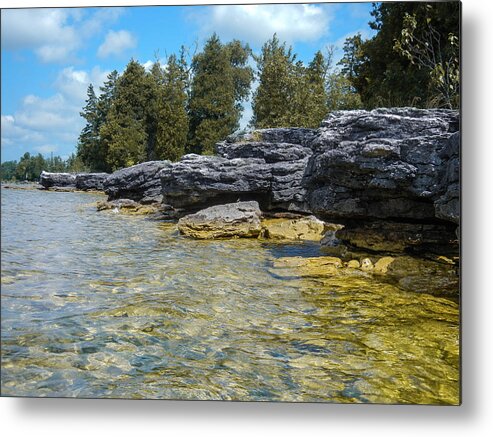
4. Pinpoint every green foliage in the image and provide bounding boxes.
[340,2,460,108]
[77,84,100,170]
[393,9,460,108]
[154,50,189,161]
[100,60,148,170]
[252,35,297,128]
[253,36,363,128]
[188,34,253,154]
[77,71,119,172]
[1,160,17,181]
